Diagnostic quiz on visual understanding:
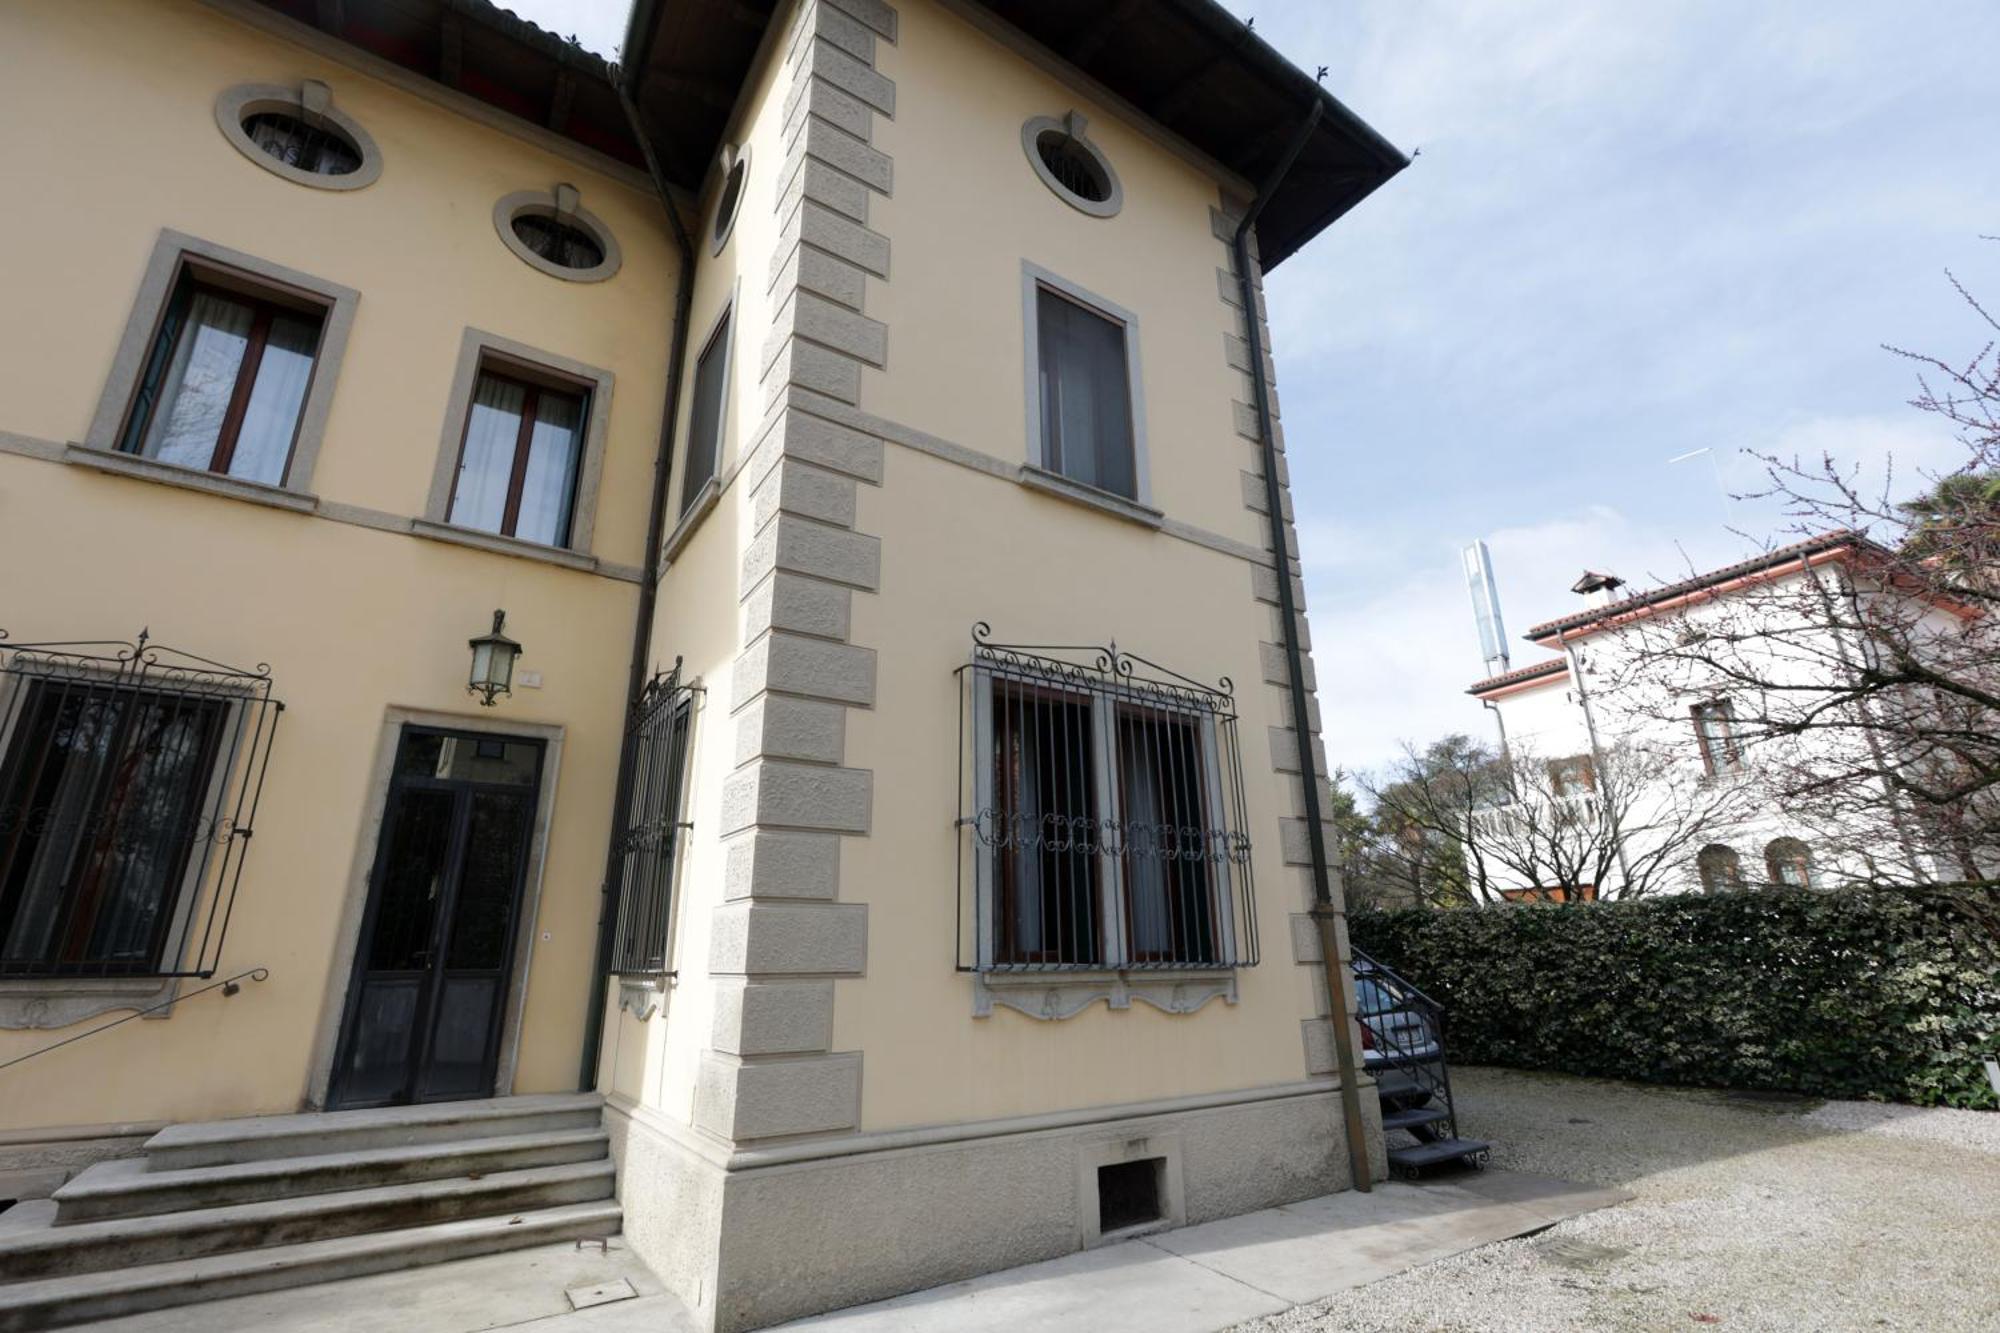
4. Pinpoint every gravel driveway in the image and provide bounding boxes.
[1235,1067,2000,1333]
